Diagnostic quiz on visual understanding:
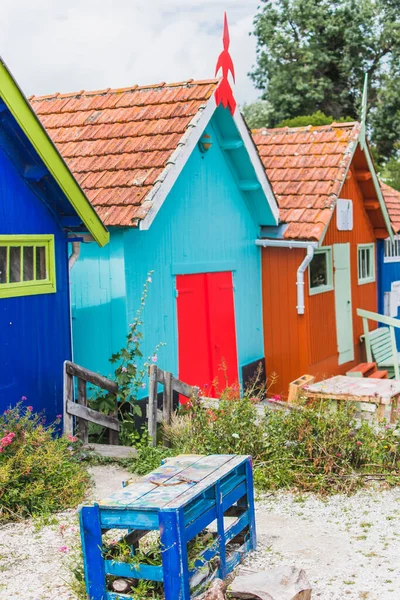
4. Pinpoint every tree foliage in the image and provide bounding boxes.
[249,0,400,162]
